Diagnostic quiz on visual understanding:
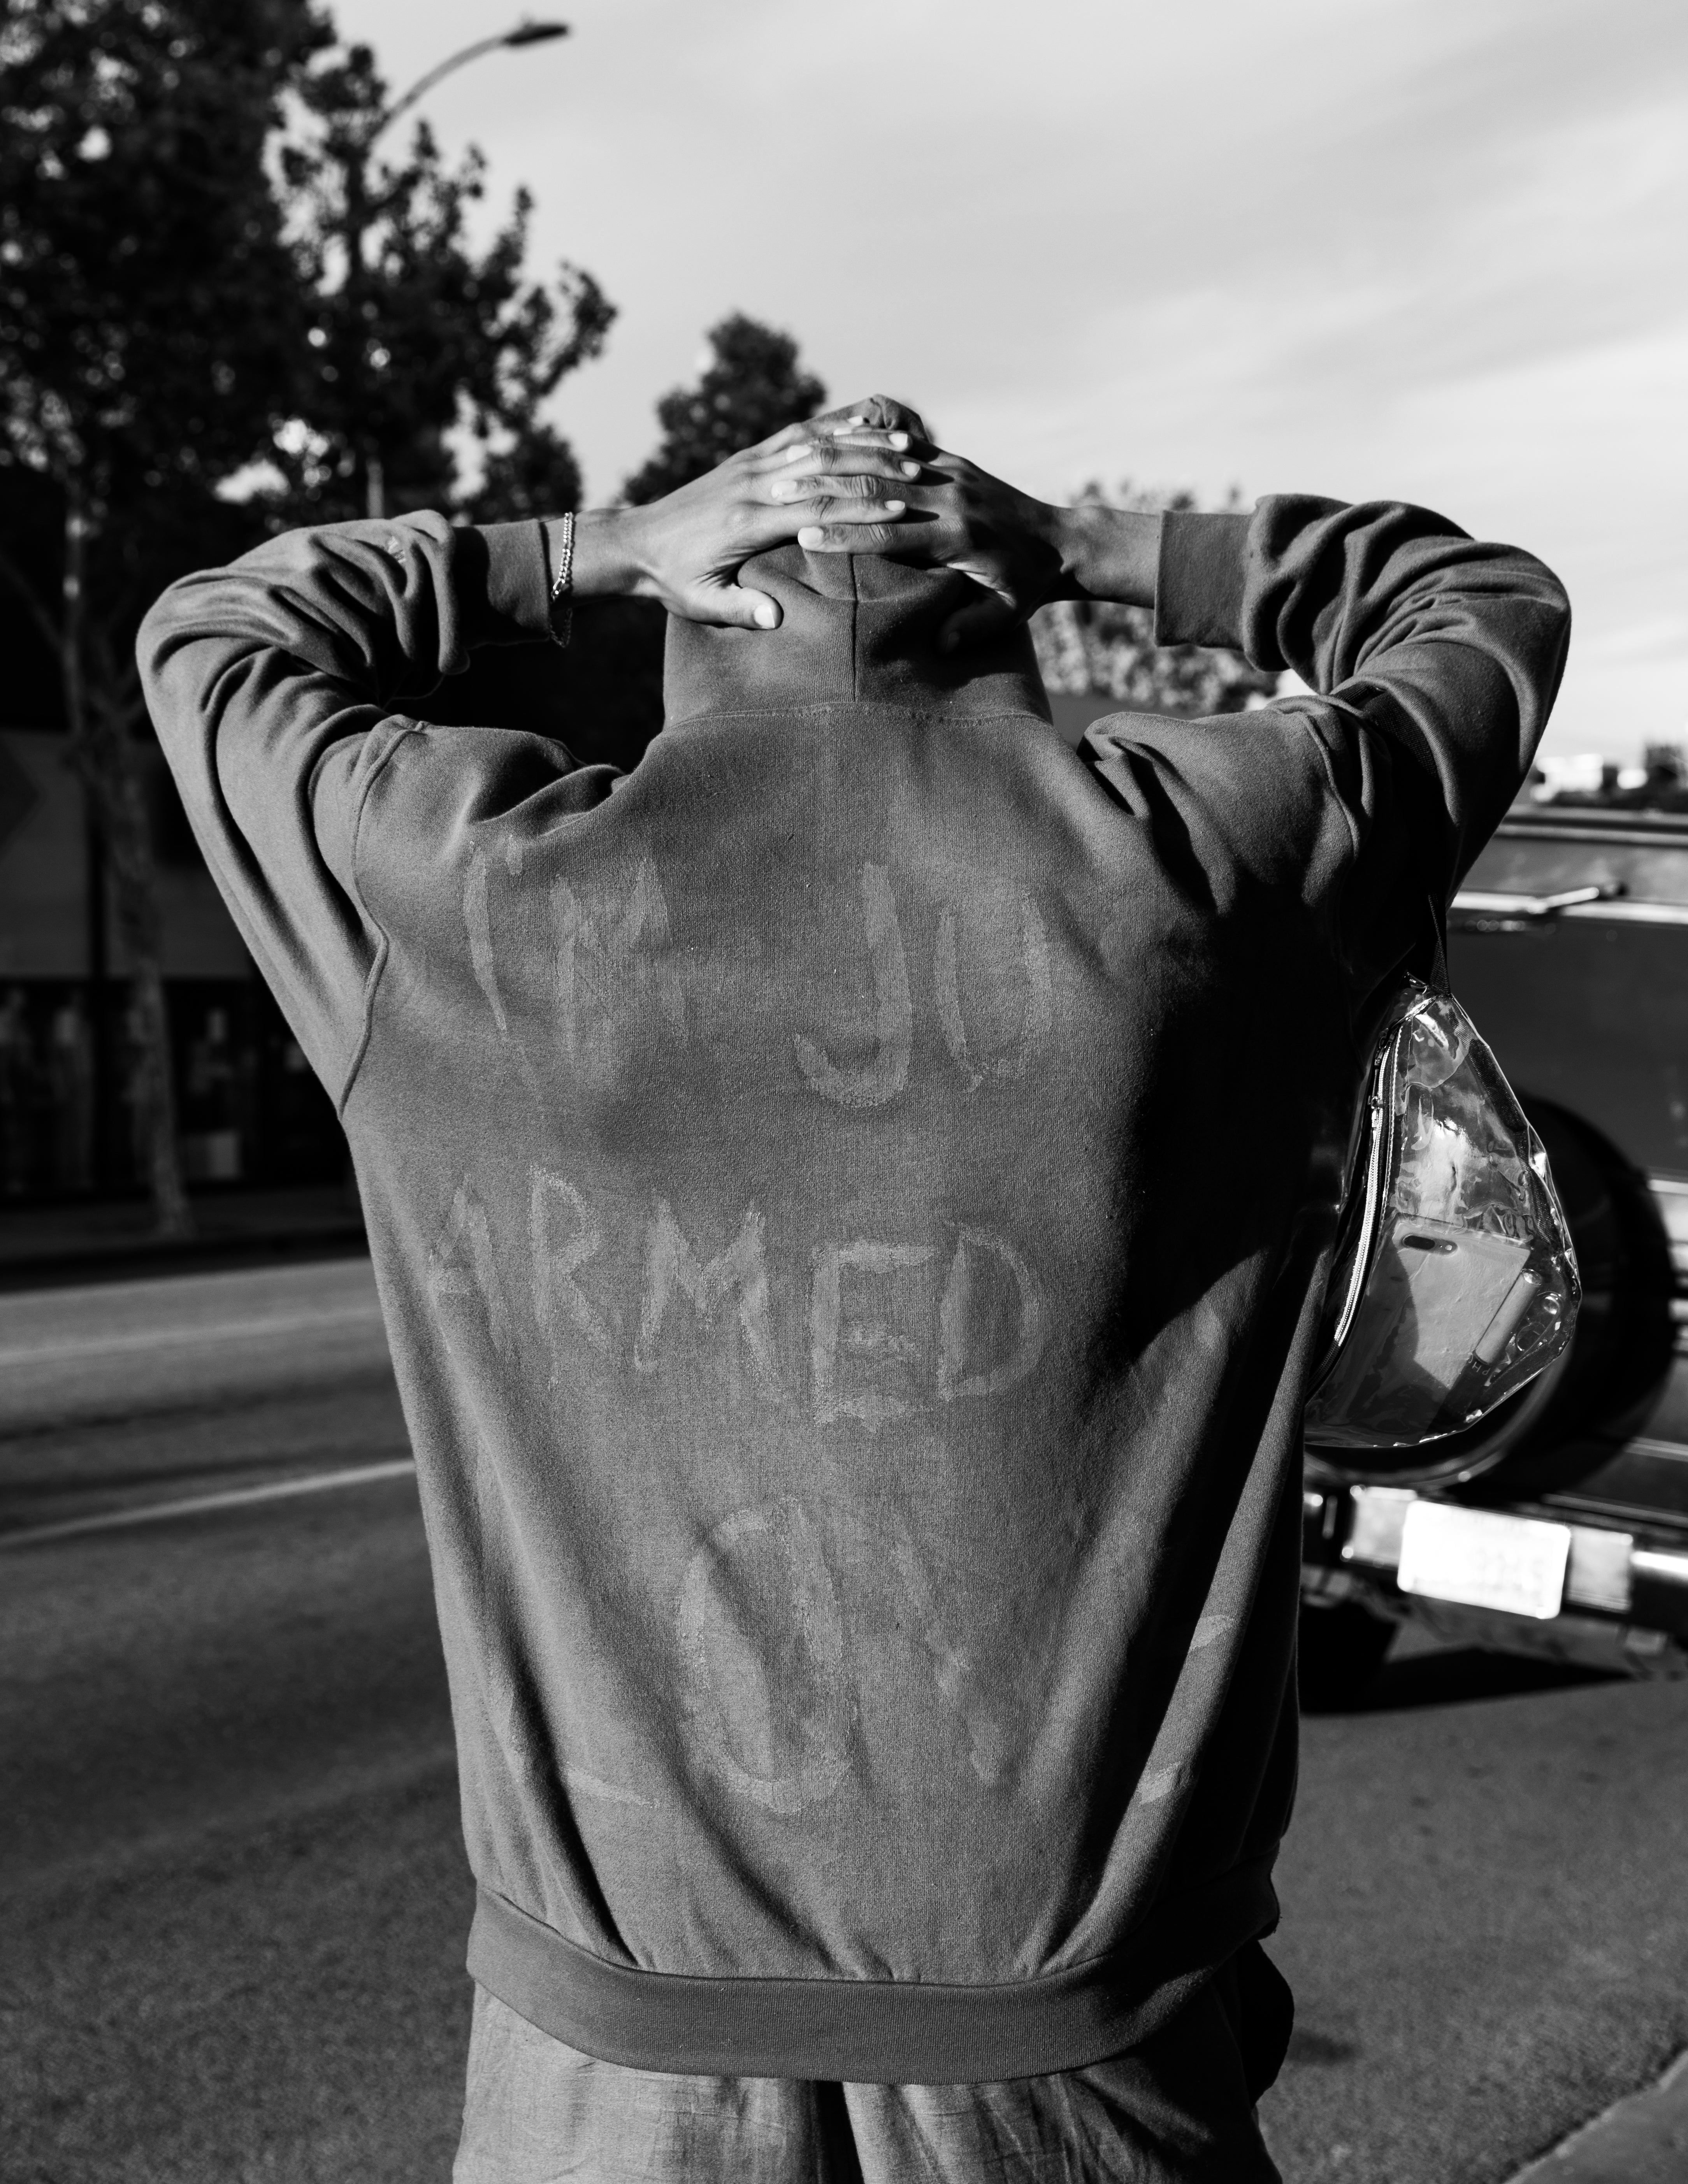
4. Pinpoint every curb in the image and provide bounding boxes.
[0,1222,368,1294]
[1505,2049,1688,2182]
